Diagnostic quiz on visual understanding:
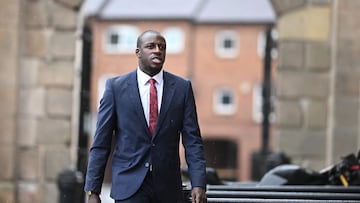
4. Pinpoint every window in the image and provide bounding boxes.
[104,25,139,53]
[110,34,119,45]
[215,30,238,58]
[162,27,184,54]
[203,139,238,181]
[213,88,236,115]
[257,29,278,59]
